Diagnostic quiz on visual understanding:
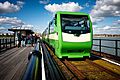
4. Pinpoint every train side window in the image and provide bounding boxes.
[50,21,54,33]
[45,28,49,35]
[87,20,90,28]
[55,14,57,26]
